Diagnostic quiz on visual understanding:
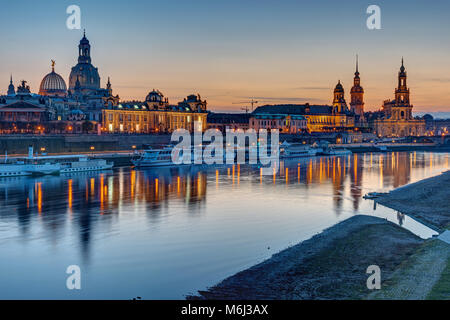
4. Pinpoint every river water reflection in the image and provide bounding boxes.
[0,151,448,299]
